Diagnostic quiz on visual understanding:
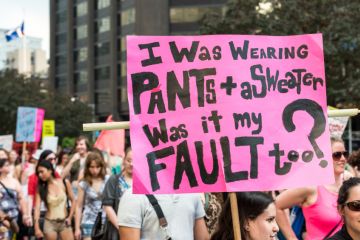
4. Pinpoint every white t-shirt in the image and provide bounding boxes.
[117,189,205,240]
